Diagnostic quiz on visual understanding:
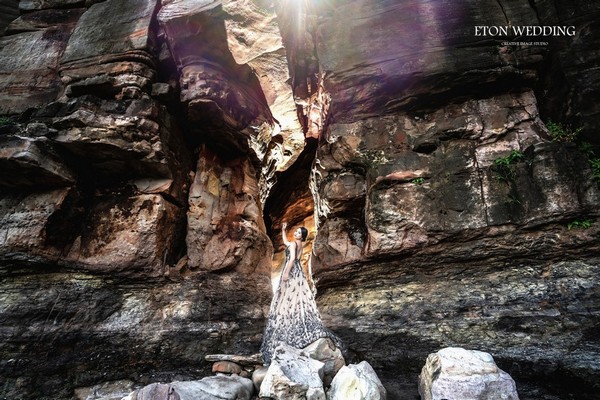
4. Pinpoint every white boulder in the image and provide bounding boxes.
[418,347,519,400]
[259,343,326,400]
[327,361,386,400]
